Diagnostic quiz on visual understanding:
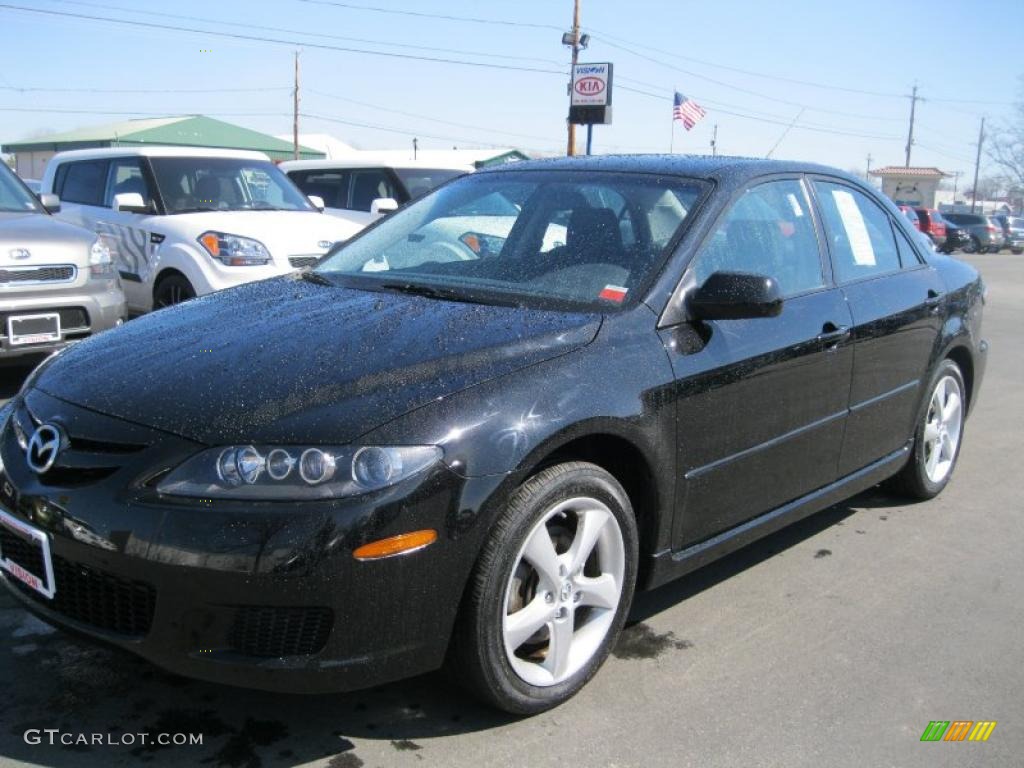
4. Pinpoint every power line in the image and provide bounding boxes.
[0,84,291,94]
[292,0,563,31]
[0,107,290,117]
[0,4,565,75]
[40,0,564,66]
[306,89,558,144]
[616,84,902,141]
